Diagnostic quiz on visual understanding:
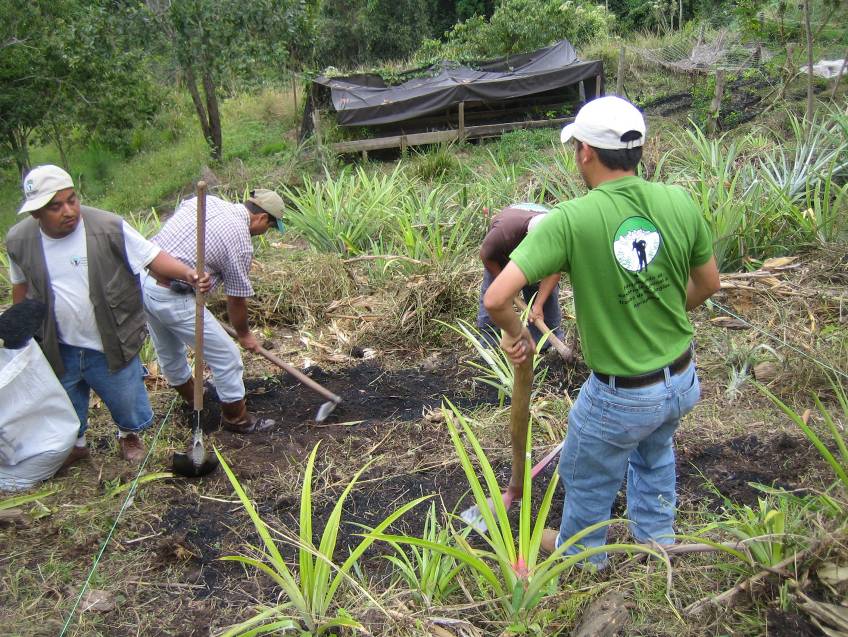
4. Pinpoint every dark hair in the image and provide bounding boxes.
[245,200,274,223]
[244,201,263,215]
[584,130,643,171]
